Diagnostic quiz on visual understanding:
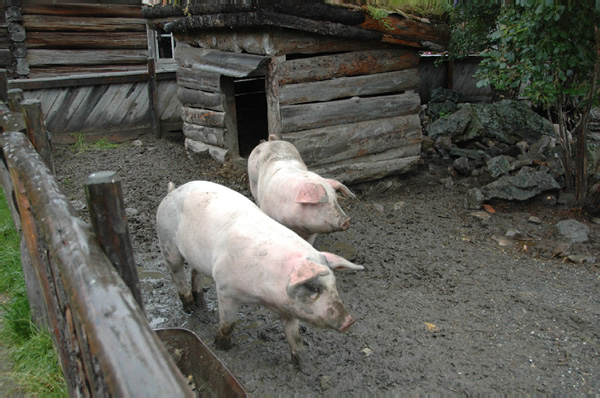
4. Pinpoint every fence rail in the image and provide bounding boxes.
[1,99,193,395]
